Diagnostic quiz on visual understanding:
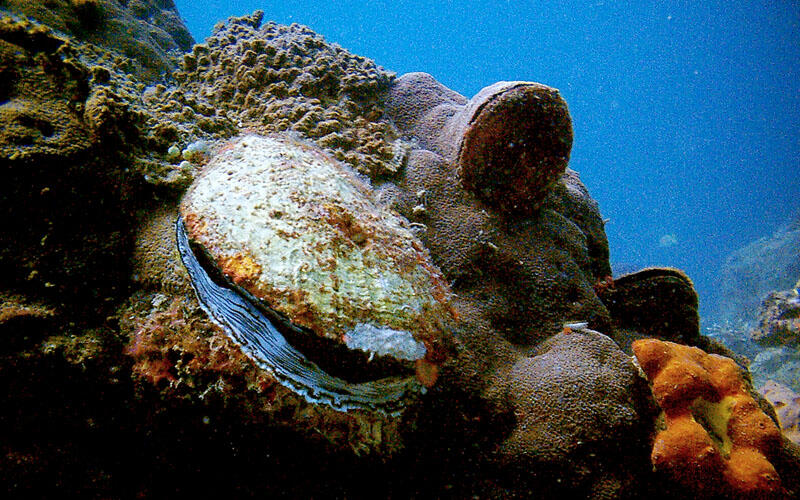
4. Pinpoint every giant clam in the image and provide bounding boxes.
[177,134,455,413]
